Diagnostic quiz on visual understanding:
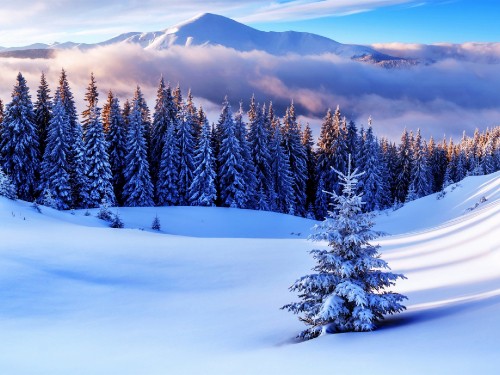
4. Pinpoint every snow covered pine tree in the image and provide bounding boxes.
[283,156,407,340]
